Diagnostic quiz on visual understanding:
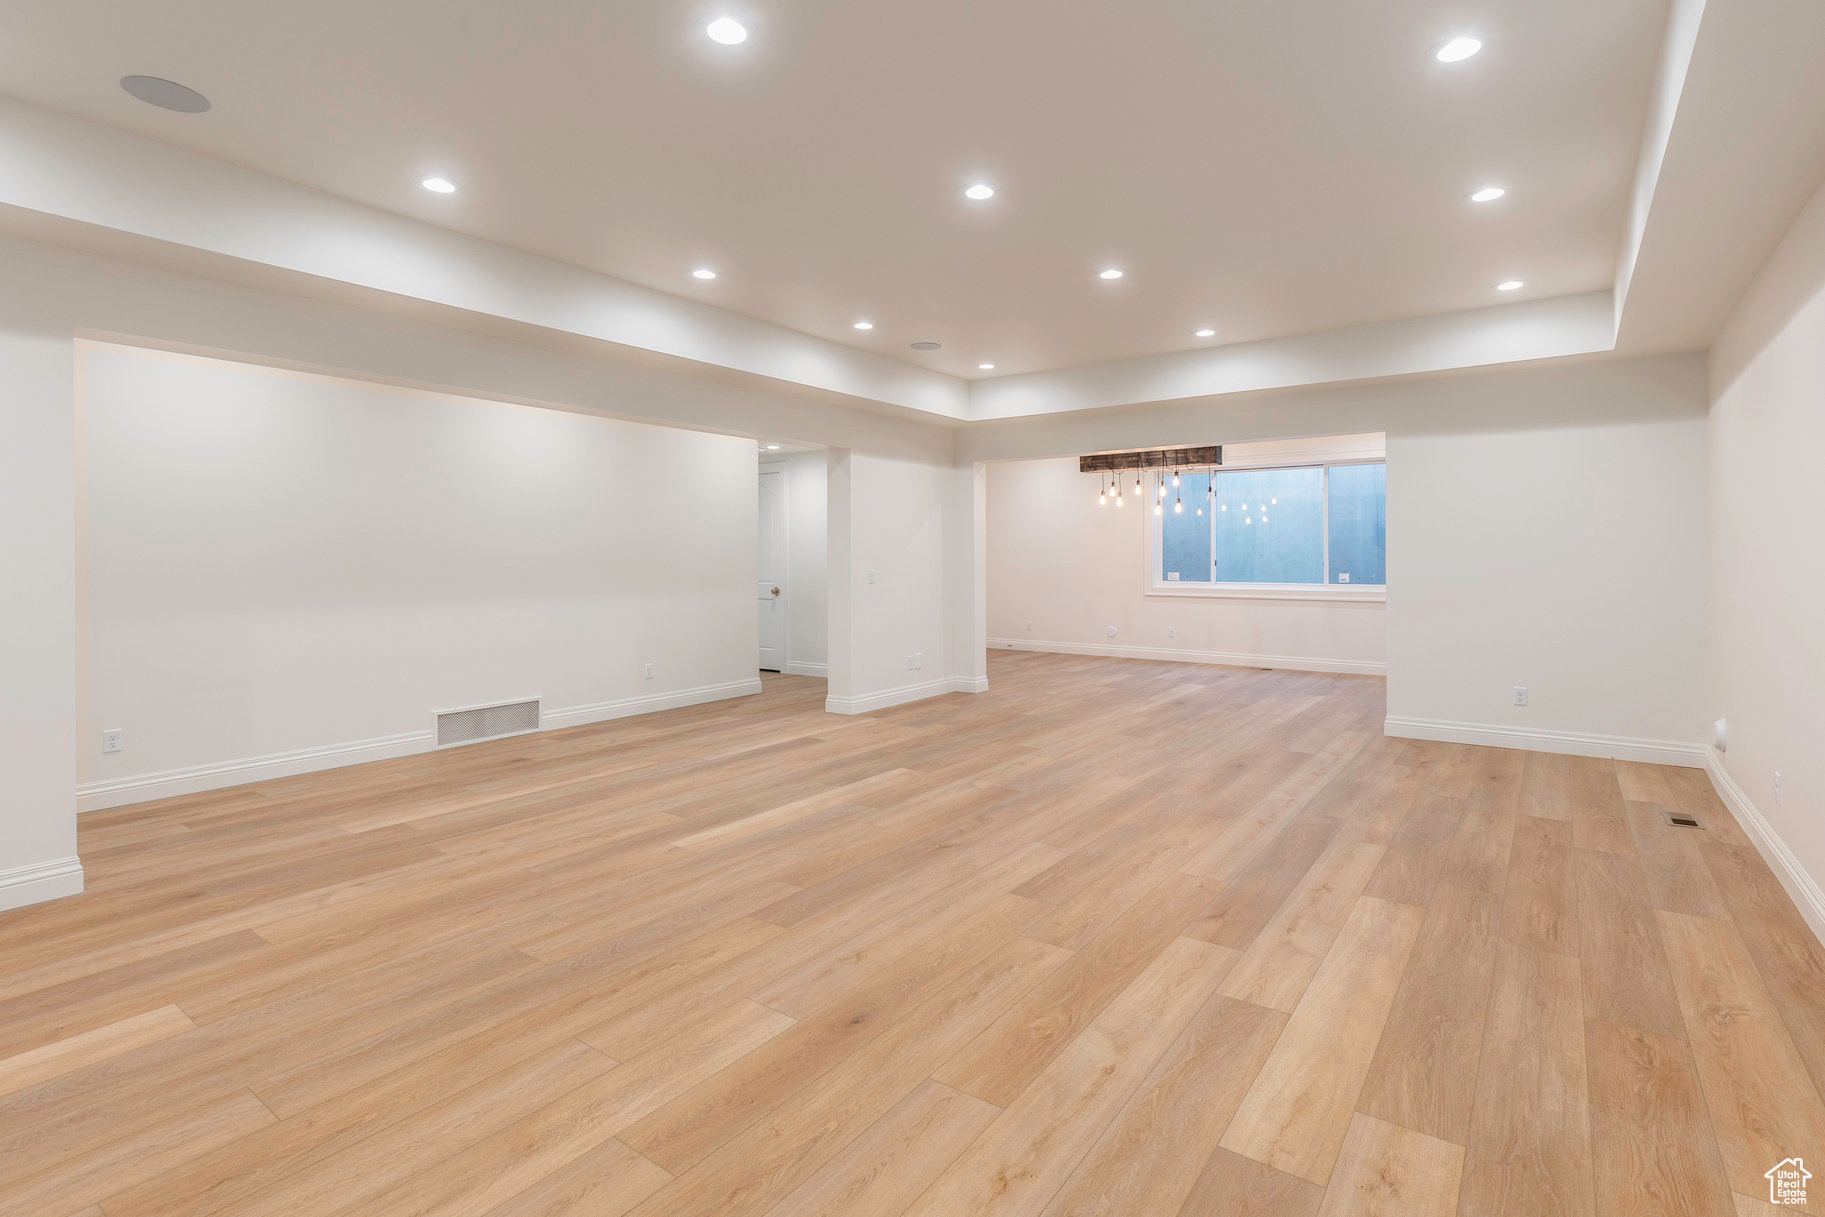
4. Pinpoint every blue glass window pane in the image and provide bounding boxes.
[1327,463,1386,585]
[1213,467,1324,584]
[1160,472,1212,582]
